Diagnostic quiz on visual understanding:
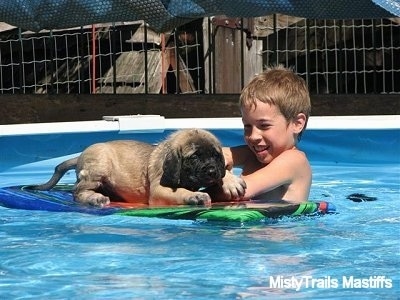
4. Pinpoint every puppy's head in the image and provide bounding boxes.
[161,129,226,191]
